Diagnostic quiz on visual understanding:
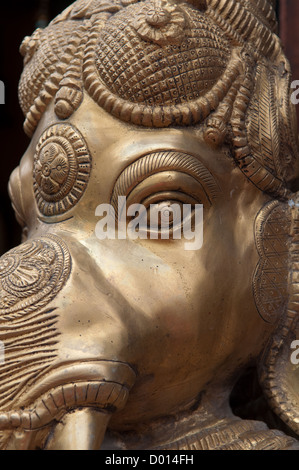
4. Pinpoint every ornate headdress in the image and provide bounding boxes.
[18,0,299,200]
[5,0,299,443]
